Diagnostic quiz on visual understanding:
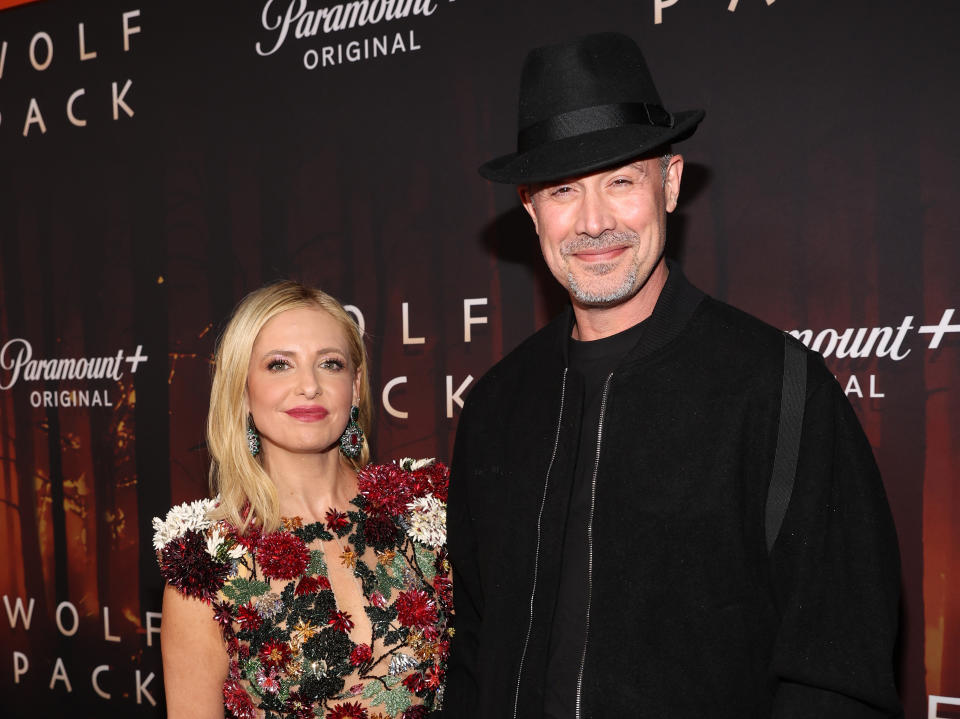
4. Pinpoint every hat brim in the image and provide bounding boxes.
[478,109,705,185]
